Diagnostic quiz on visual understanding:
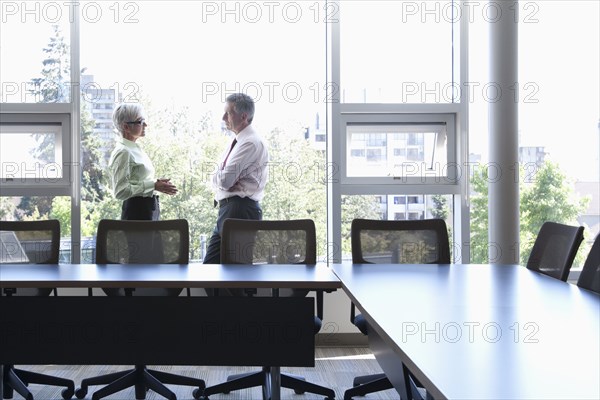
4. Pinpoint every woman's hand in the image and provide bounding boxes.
[155,178,178,195]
